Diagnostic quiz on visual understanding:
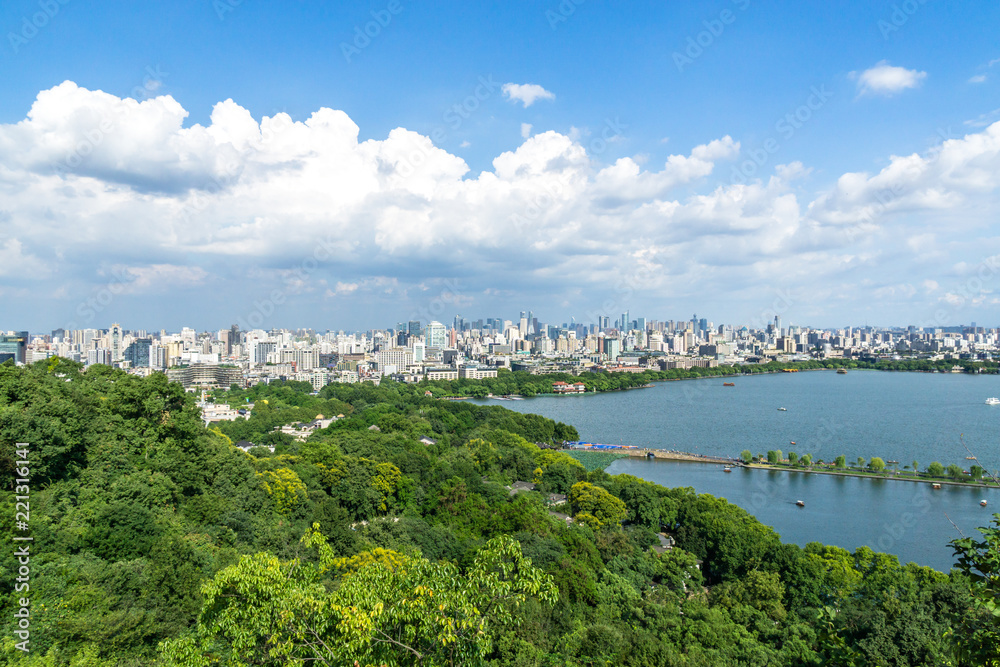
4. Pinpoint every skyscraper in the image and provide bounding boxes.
[0,331,28,364]
[124,338,152,367]
[426,321,447,349]
[109,323,123,362]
